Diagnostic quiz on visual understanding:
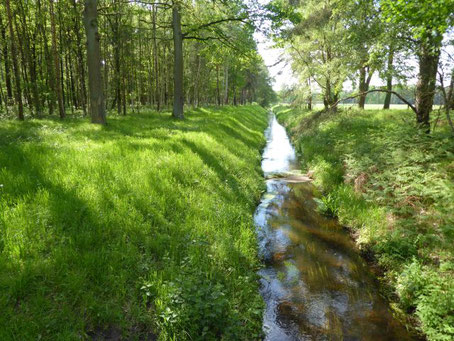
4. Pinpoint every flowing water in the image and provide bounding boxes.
[255,115,415,340]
